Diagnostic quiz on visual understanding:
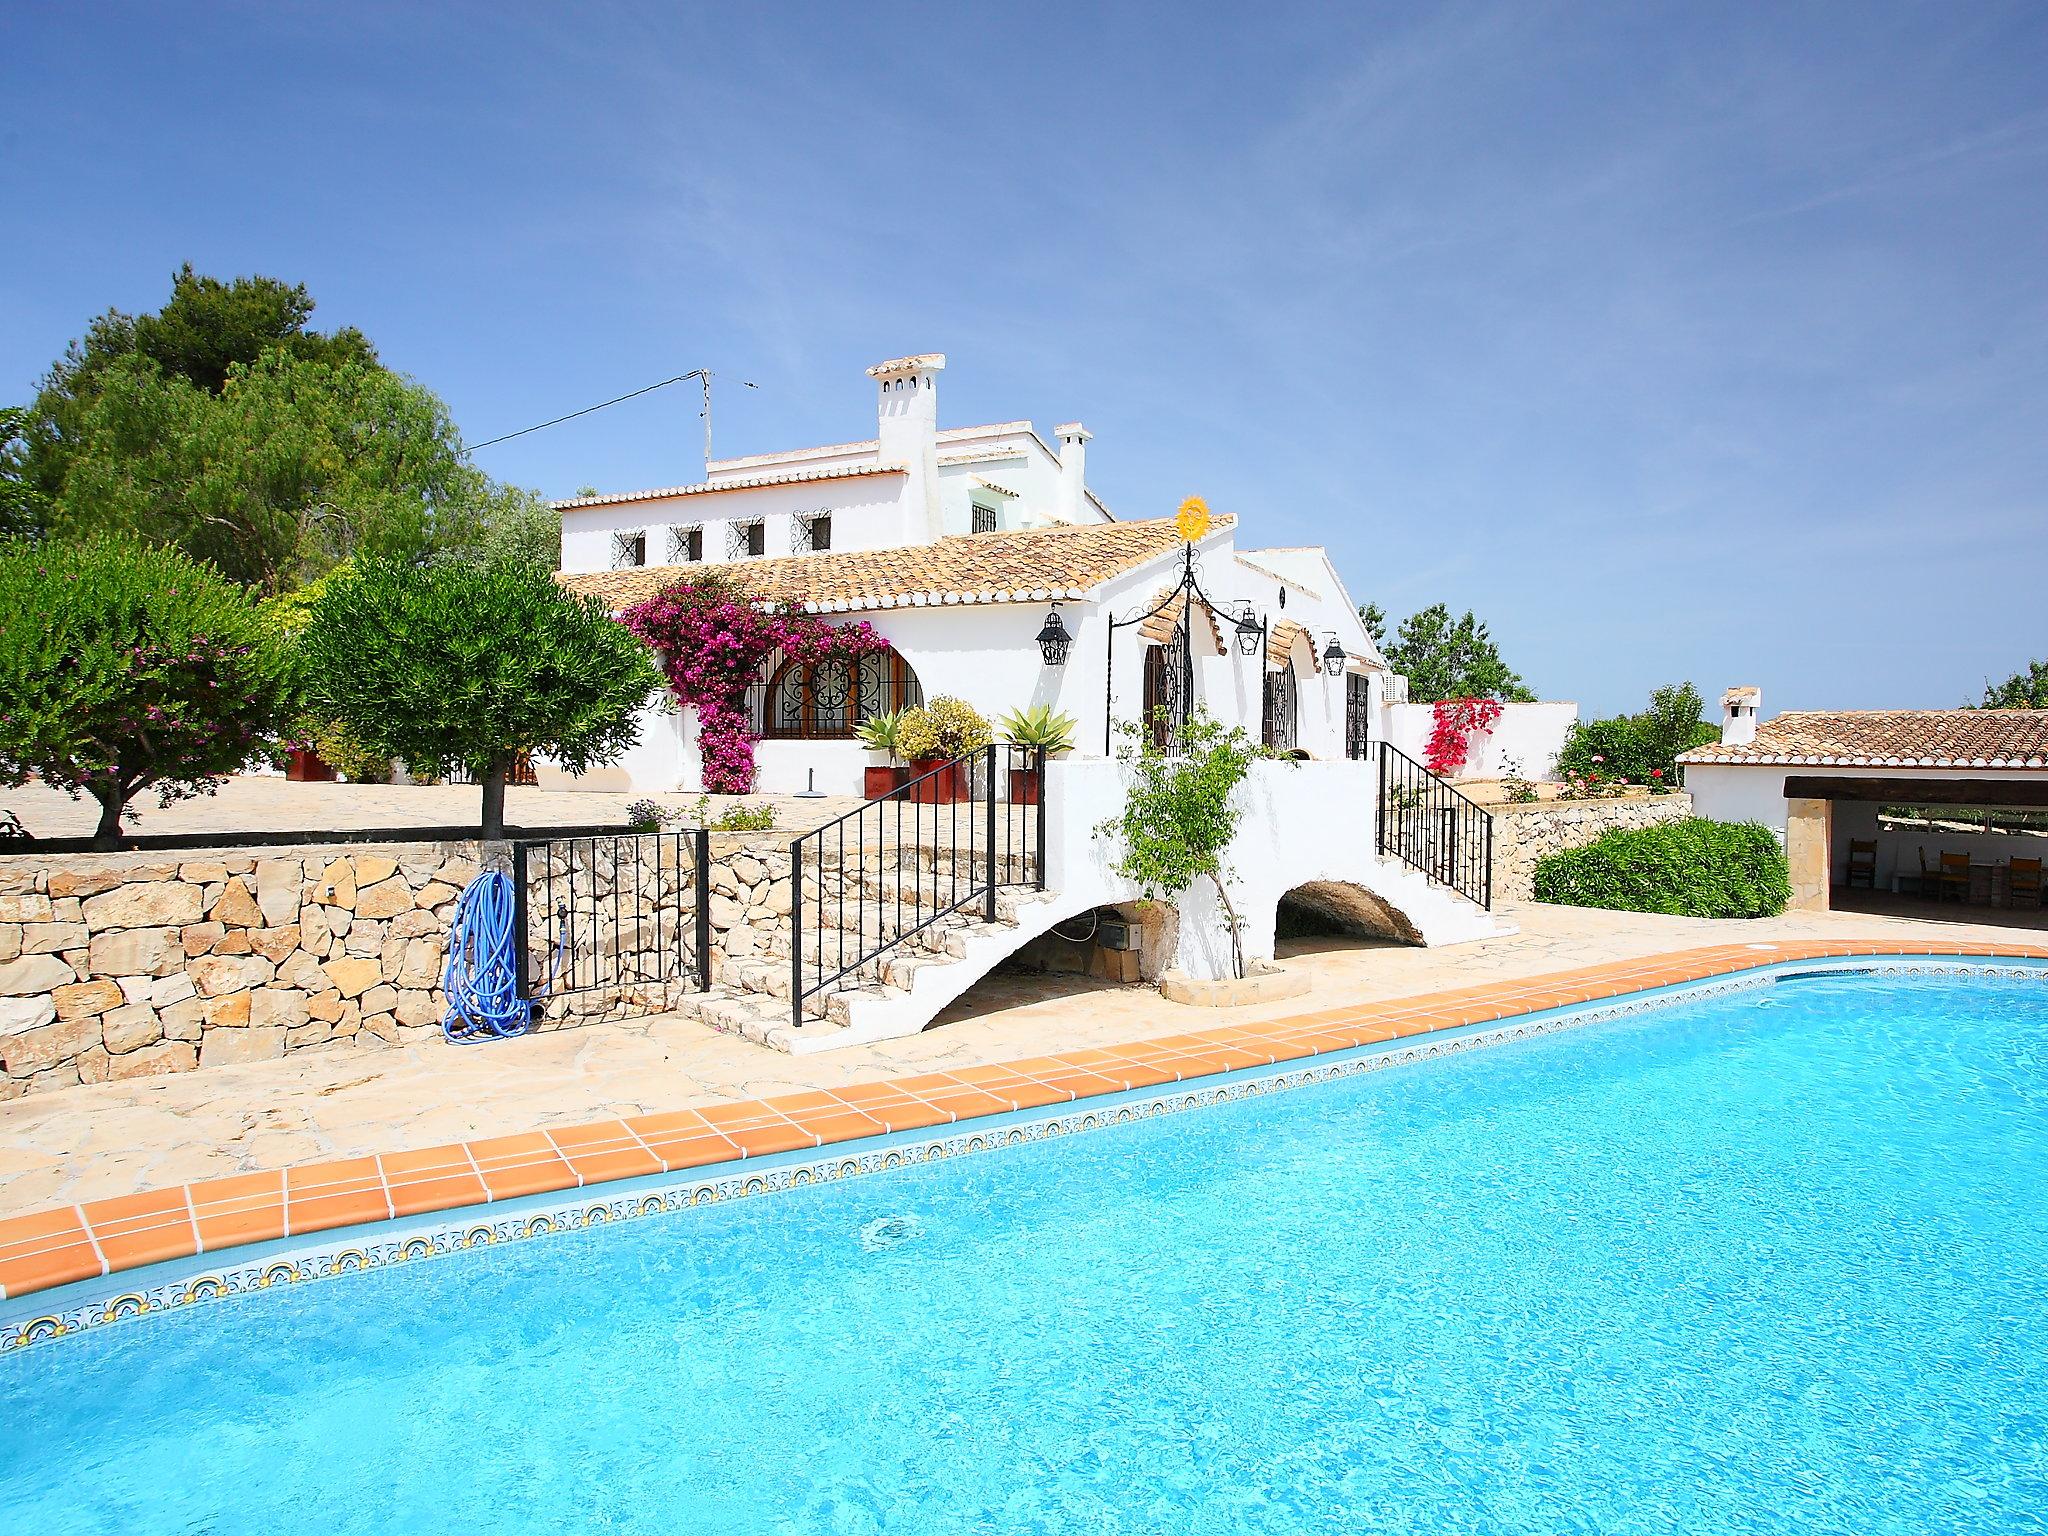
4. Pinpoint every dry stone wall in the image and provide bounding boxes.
[1488,794,1696,904]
